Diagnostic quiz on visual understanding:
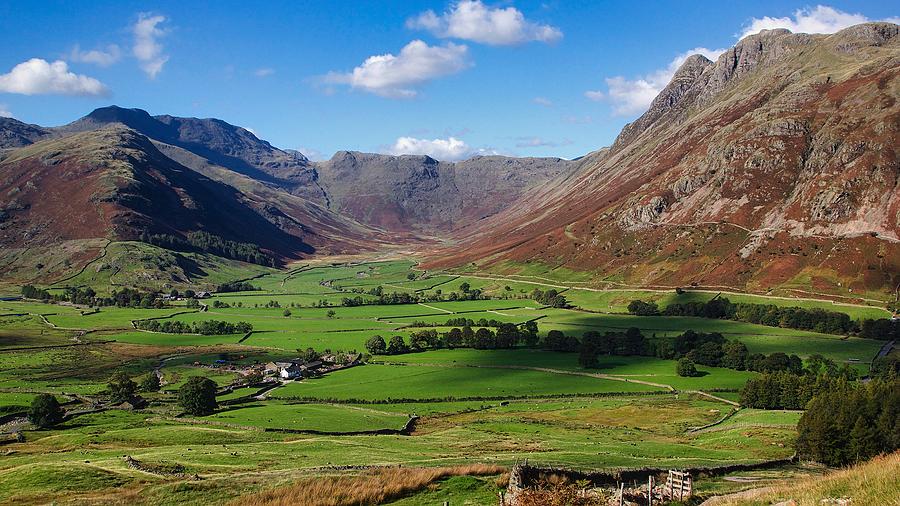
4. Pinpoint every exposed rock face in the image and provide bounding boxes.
[11,106,575,234]
[425,23,900,300]
[0,117,50,151]
[314,152,574,232]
